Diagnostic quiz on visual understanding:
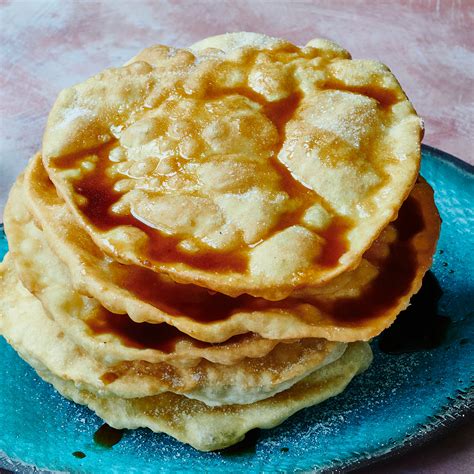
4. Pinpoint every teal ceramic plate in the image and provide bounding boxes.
[0,145,473,473]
